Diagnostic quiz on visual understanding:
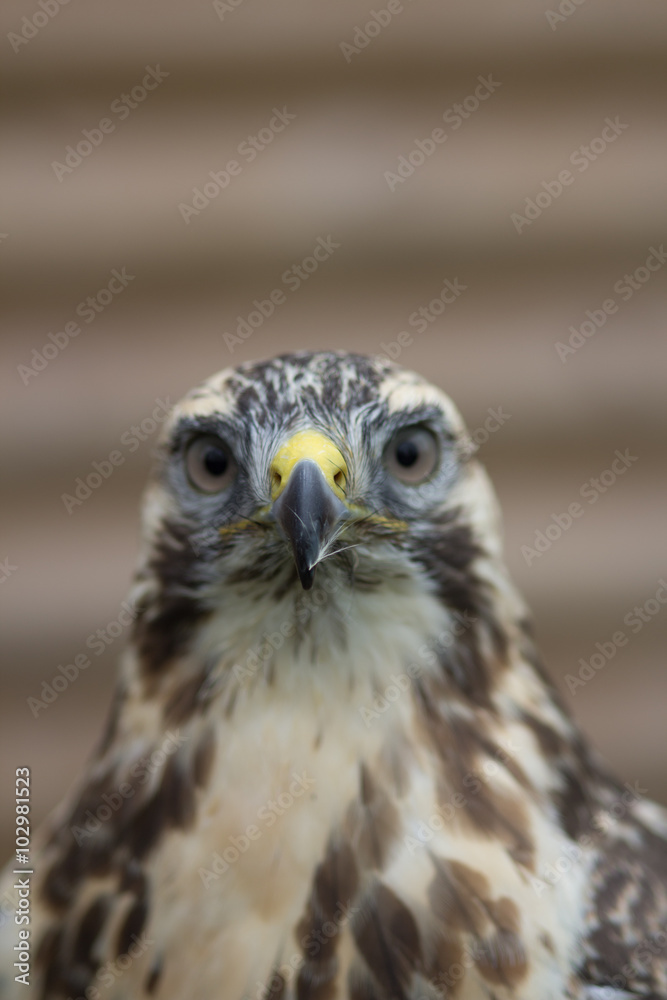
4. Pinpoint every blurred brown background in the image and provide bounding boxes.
[1,1,666,858]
